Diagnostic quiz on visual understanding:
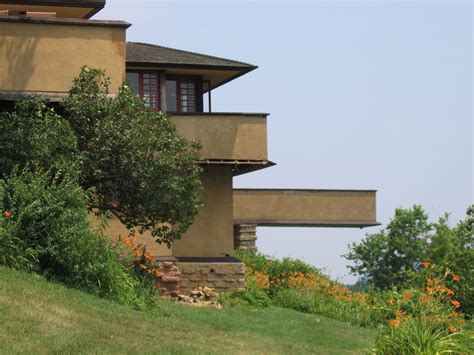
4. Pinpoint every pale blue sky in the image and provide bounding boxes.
[97,0,472,283]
